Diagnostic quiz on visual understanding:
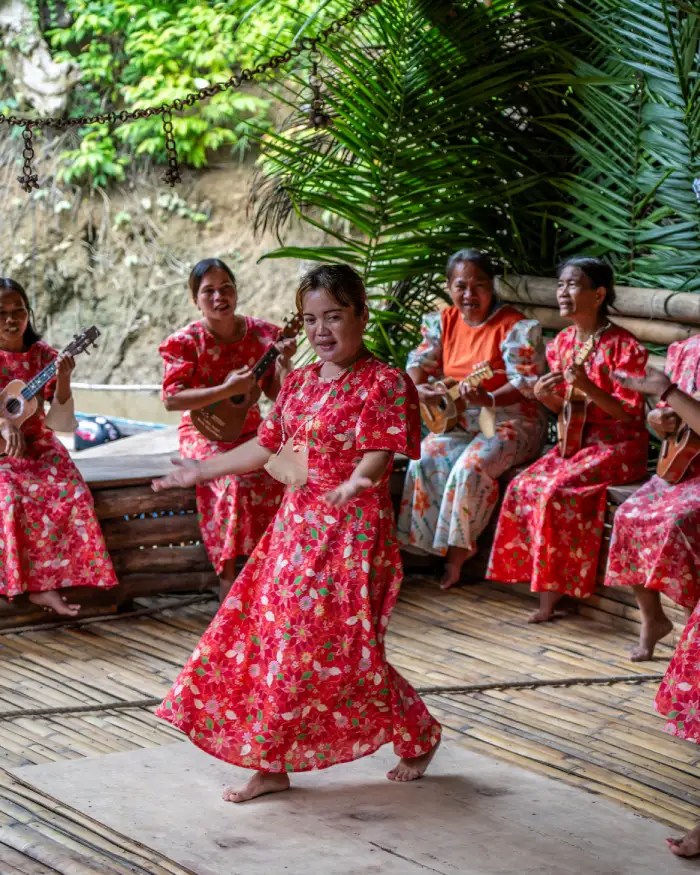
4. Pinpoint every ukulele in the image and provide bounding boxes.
[190,312,303,443]
[0,326,100,454]
[420,362,494,435]
[557,333,597,458]
[657,393,700,483]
